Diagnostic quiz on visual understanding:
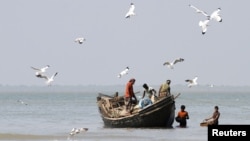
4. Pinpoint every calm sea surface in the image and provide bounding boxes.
[0,85,249,141]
